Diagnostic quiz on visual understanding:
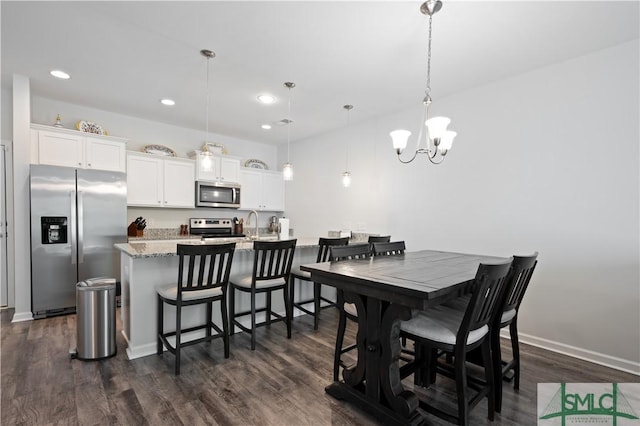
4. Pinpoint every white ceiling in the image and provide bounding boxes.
[2,1,638,145]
